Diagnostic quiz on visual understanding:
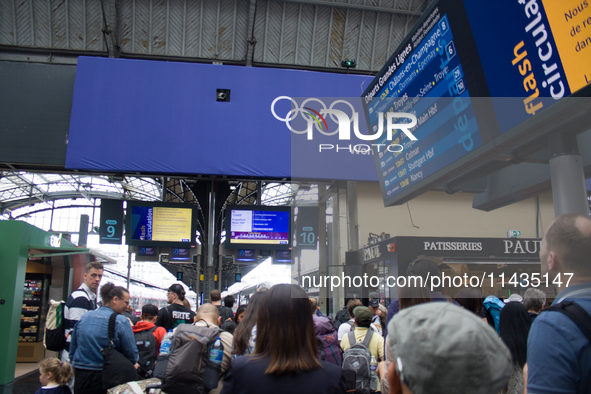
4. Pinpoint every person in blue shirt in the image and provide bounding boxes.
[70,282,138,394]
[527,214,591,394]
